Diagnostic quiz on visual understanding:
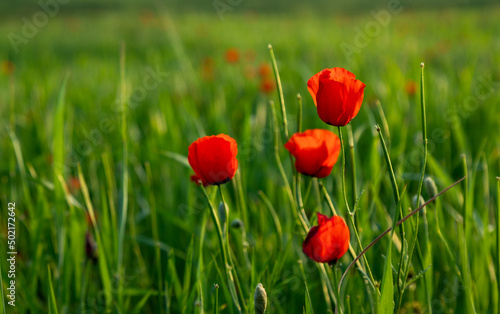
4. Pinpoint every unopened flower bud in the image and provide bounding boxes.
[424,176,438,198]
[218,202,227,225]
[254,283,267,314]
[412,195,425,209]
[230,219,244,229]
